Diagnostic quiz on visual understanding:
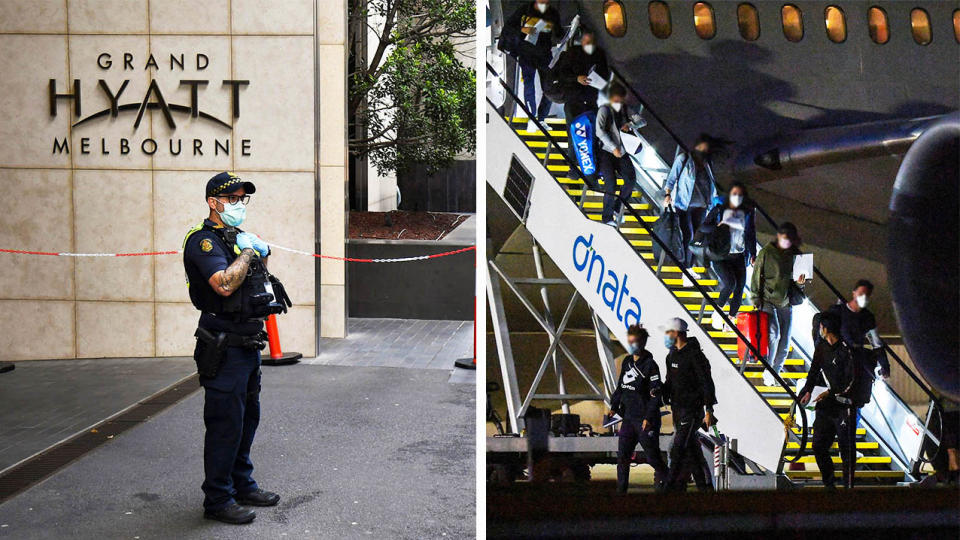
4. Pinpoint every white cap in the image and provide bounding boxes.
[660,317,688,333]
